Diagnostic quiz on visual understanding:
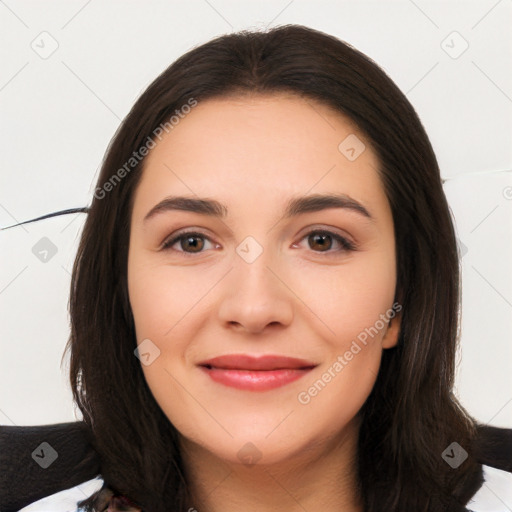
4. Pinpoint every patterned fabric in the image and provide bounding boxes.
[95,488,142,512]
